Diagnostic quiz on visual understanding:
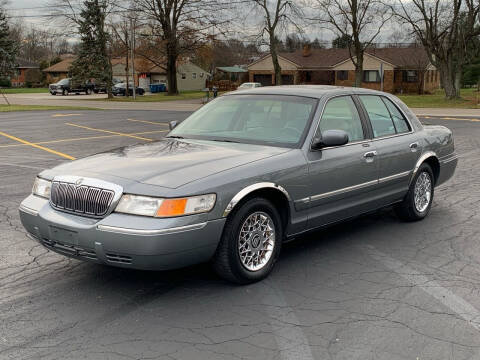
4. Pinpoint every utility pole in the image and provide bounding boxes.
[130,17,136,100]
